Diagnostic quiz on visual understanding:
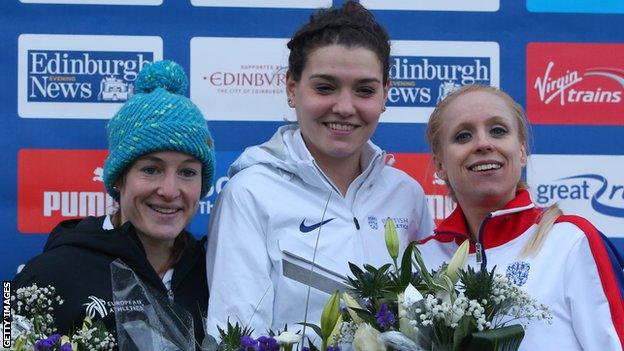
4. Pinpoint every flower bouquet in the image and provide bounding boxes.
[8,283,116,351]
[317,218,552,351]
